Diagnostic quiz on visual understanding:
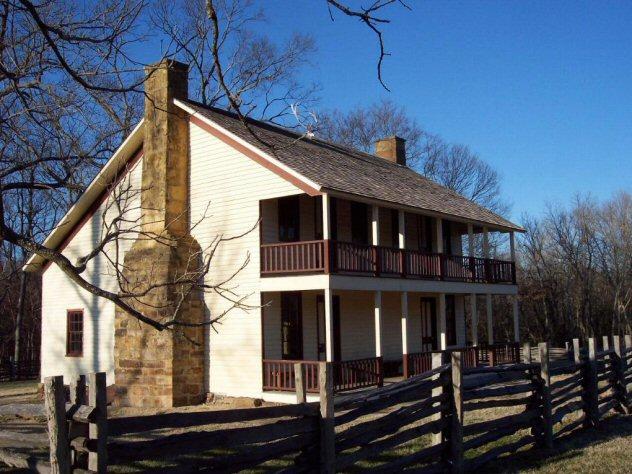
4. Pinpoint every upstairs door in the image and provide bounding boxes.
[316,295,341,361]
[420,297,437,351]
[278,195,300,242]
[281,292,303,360]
